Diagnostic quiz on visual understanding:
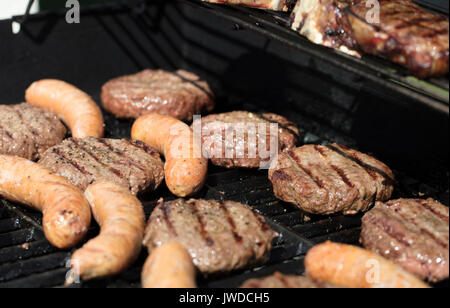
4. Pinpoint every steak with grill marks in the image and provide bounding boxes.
[38,137,164,195]
[241,272,338,288]
[0,103,66,160]
[193,111,300,168]
[361,198,449,282]
[269,143,395,215]
[101,69,215,121]
[143,199,279,274]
